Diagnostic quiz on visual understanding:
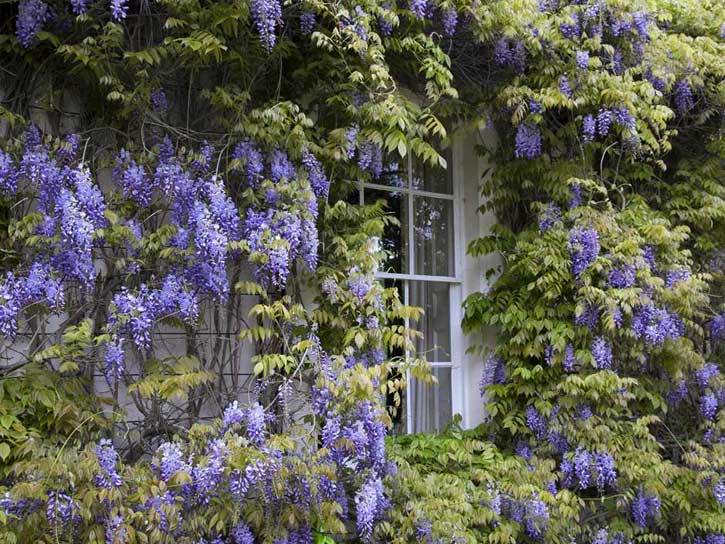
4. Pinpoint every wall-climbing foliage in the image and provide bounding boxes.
[0,0,722,542]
